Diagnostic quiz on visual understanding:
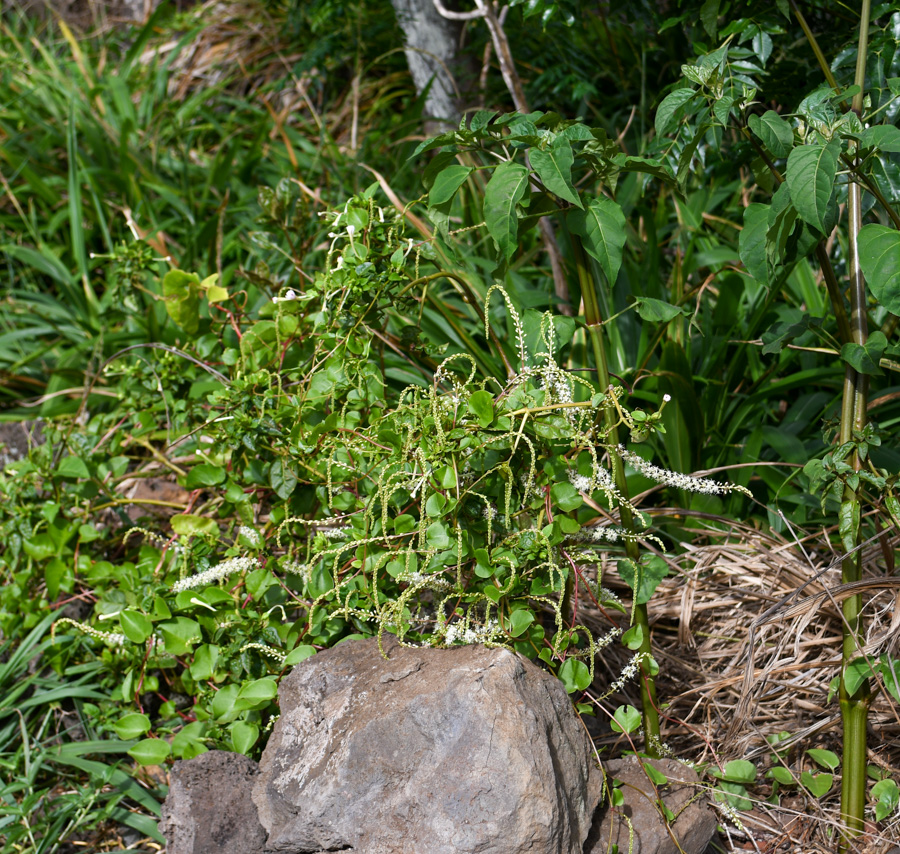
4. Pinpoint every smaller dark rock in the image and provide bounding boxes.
[586,757,716,854]
[159,749,266,854]
[0,420,43,469]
